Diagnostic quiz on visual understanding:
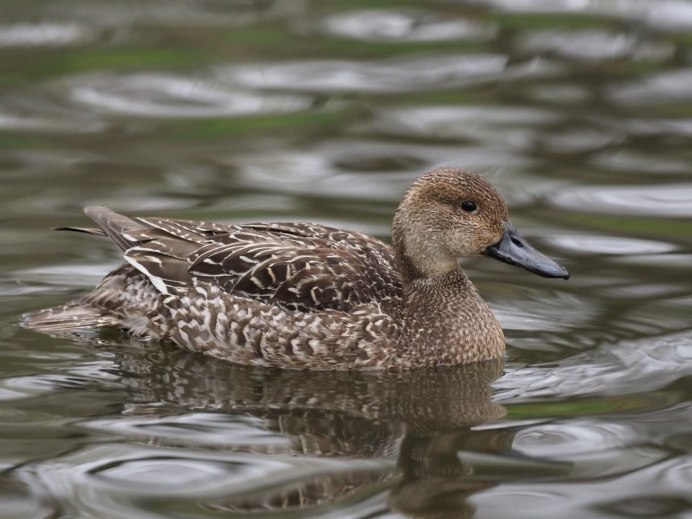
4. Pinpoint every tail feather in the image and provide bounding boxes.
[22,302,120,335]
[51,206,145,251]
[26,208,157,336]
[54,226,106,236]
[83,206,146,252]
